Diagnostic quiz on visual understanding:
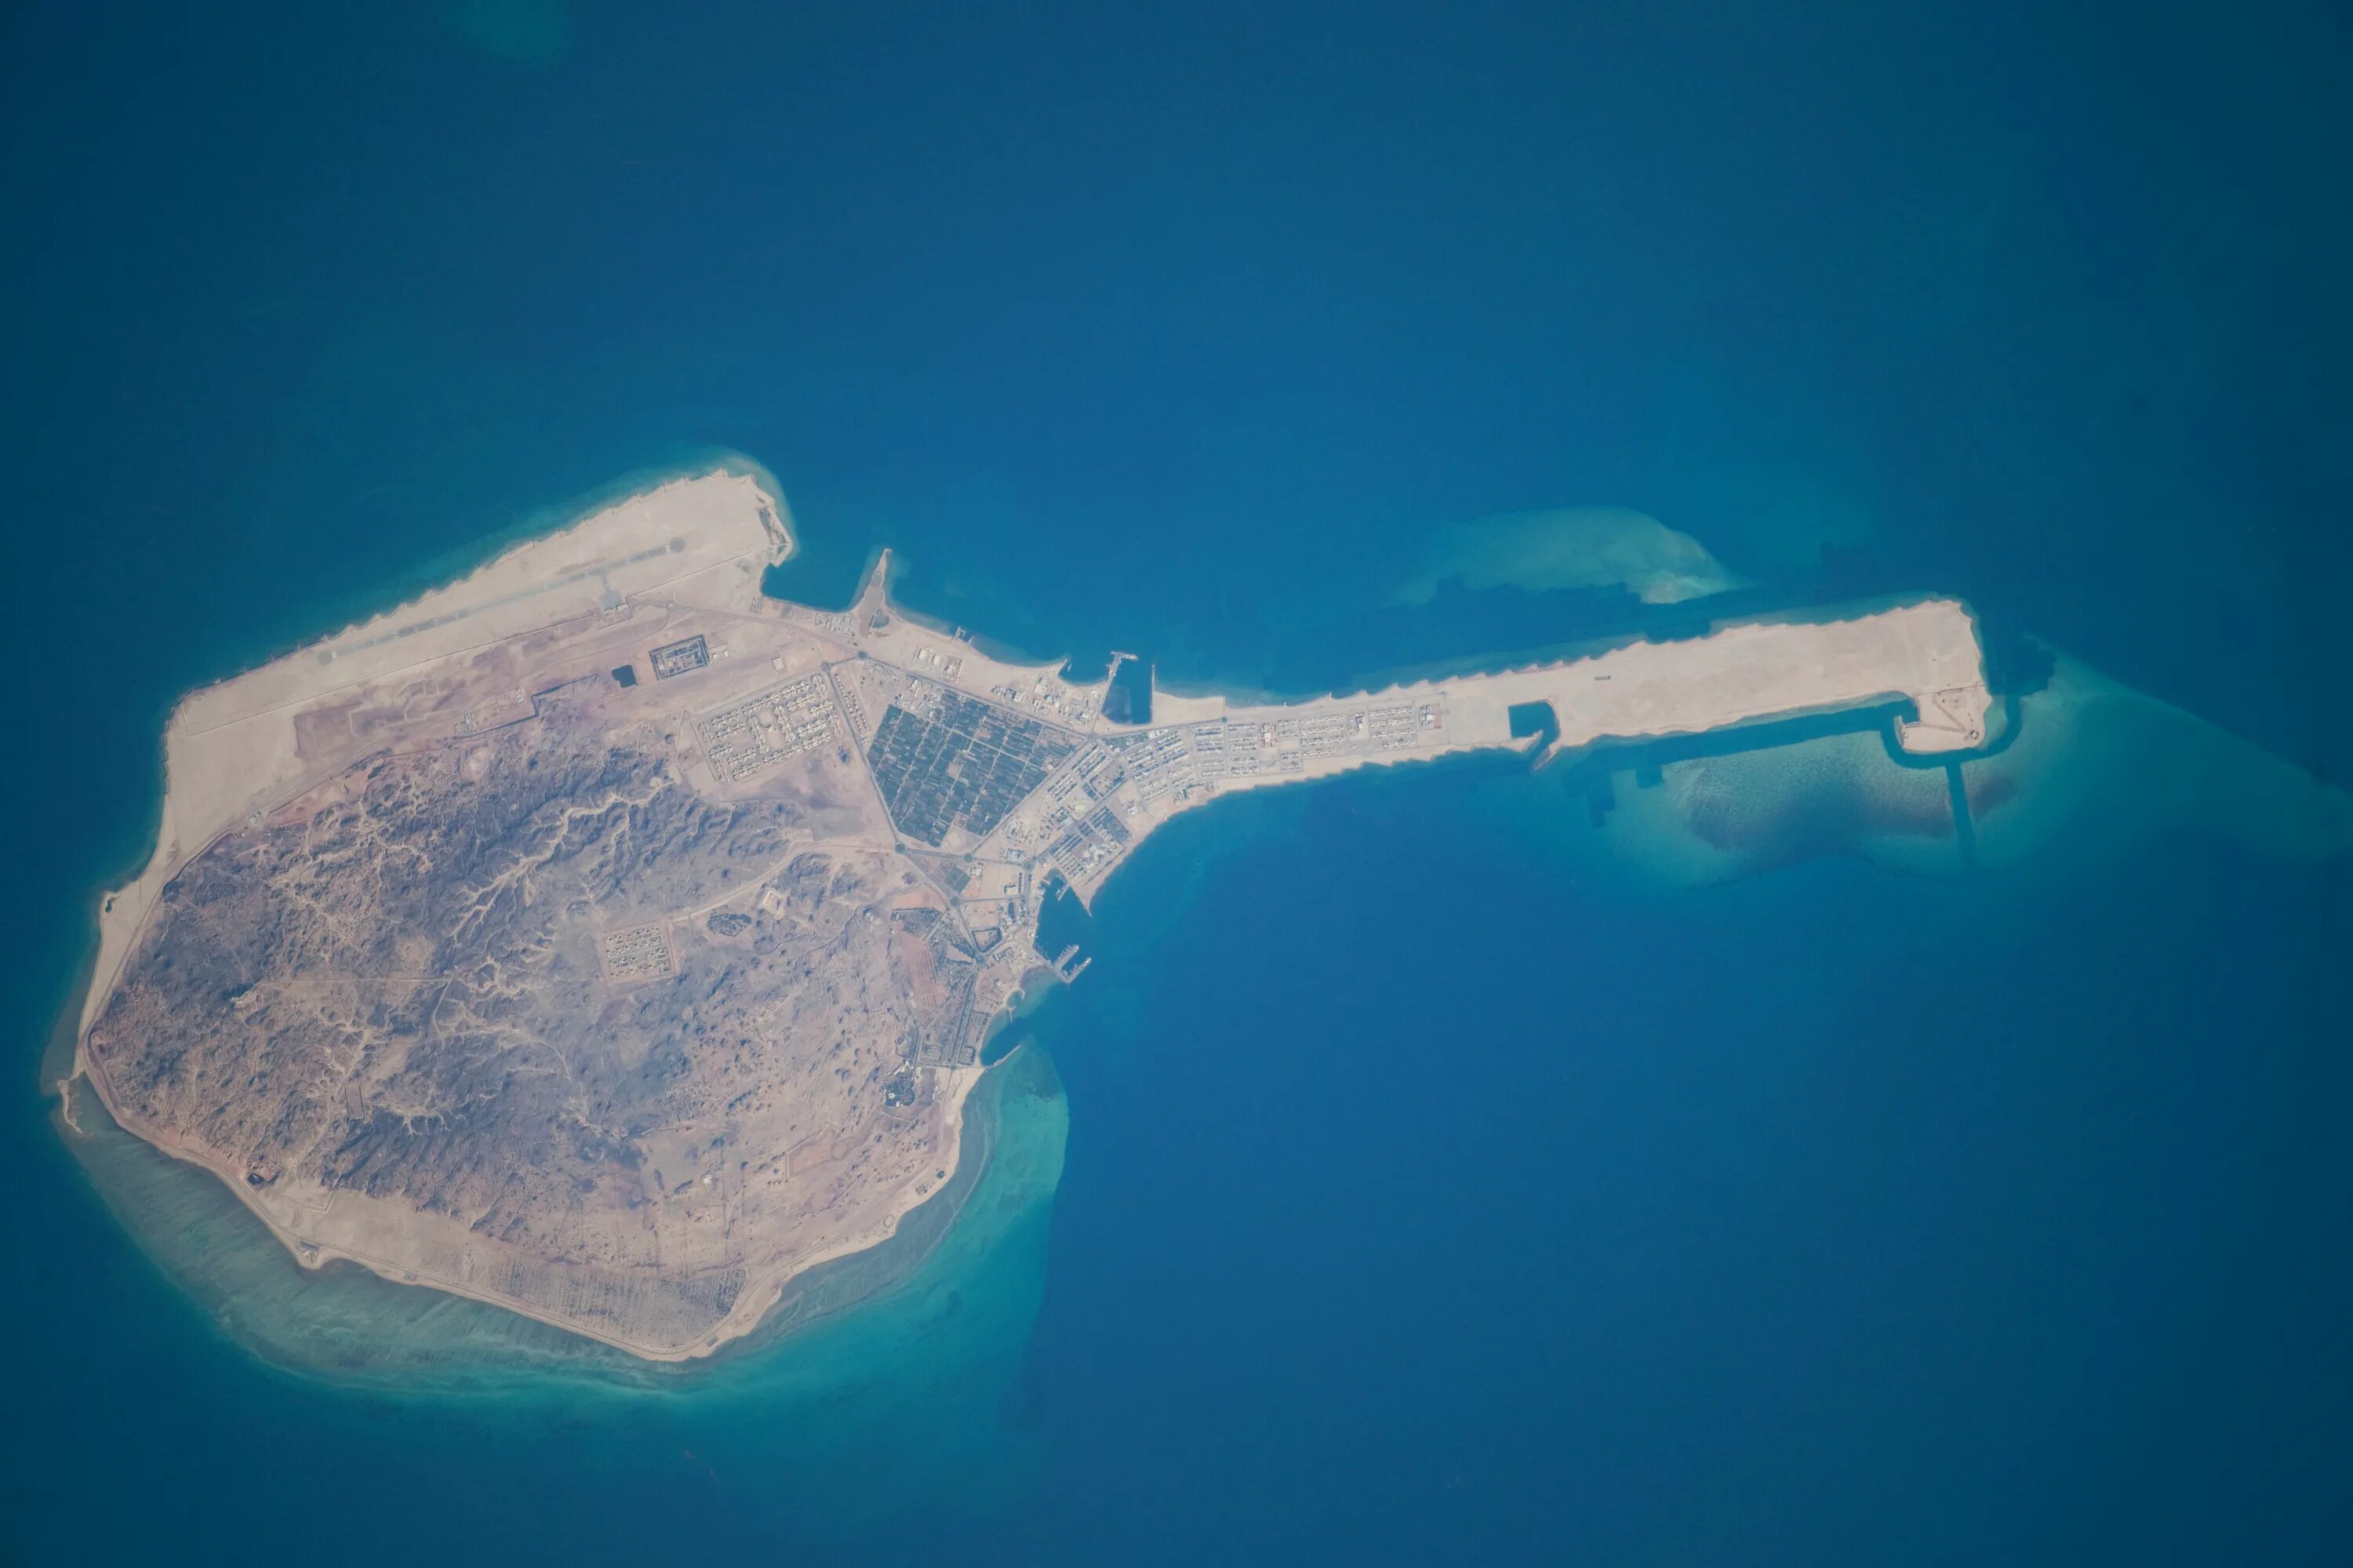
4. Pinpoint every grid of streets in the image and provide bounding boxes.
[1042,802,1132,882]
[696,675,842,782]
[1109,699,1446,803]
[599,922,675,982]
[867,689,1076,847]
